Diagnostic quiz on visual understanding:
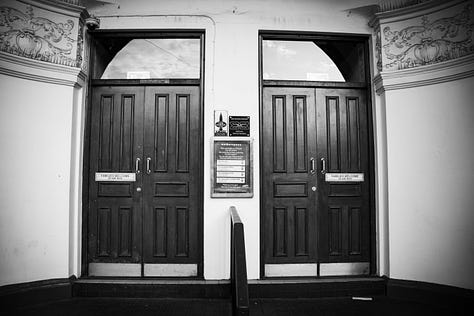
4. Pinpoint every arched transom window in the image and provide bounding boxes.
[100,38,201,79]
[263,39,366,83]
